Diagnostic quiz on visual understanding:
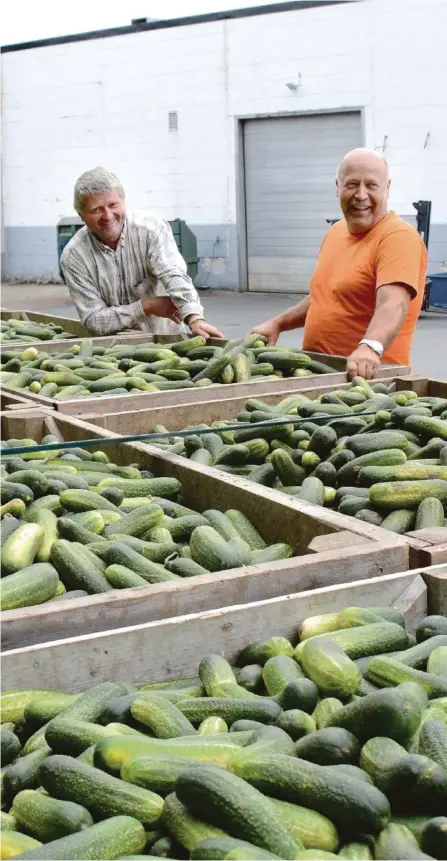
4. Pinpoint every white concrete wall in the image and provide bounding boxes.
[2,0,447,281]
